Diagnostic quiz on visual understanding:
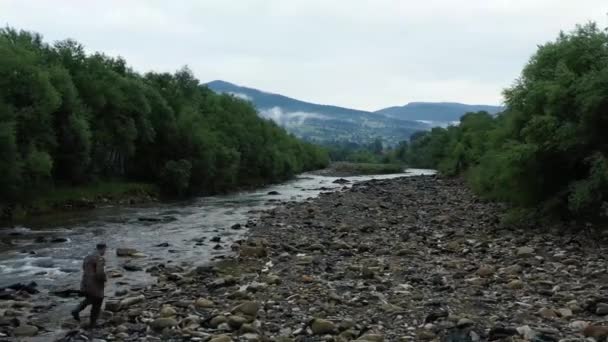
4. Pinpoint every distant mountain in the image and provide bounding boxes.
[375,102,503,125]
[205,80,426,145]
